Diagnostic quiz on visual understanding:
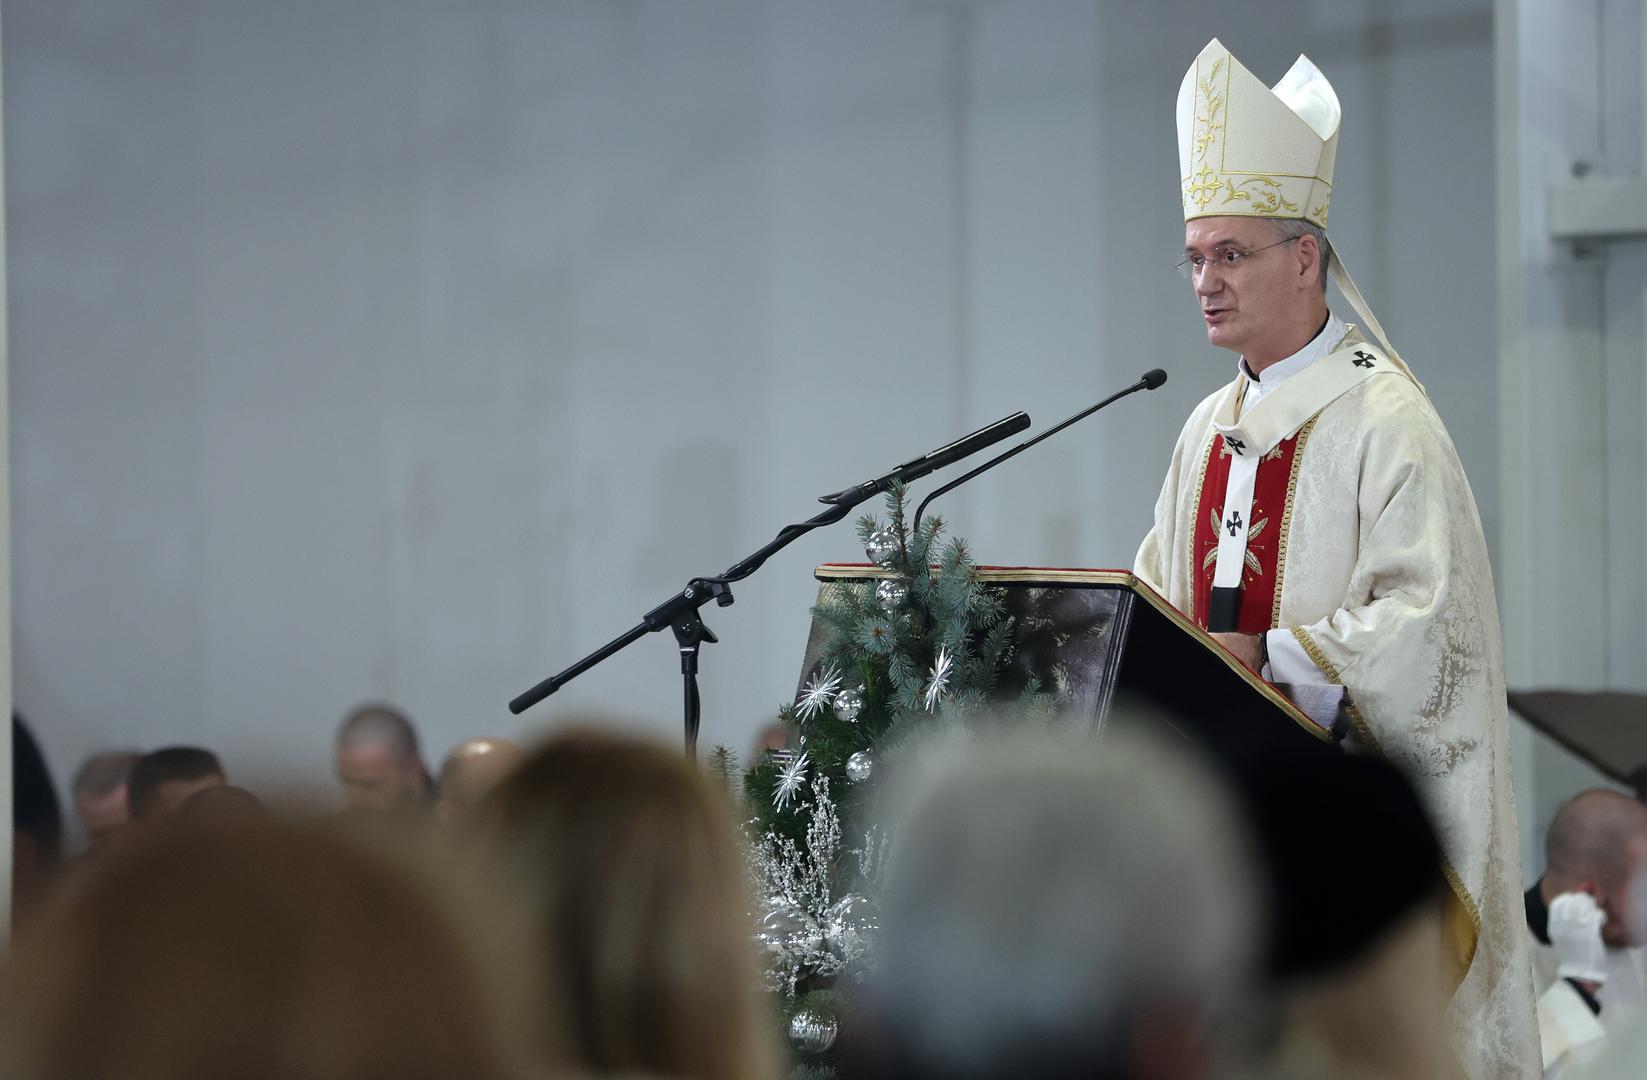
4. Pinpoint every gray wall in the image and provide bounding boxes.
[5,1,1500,804]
